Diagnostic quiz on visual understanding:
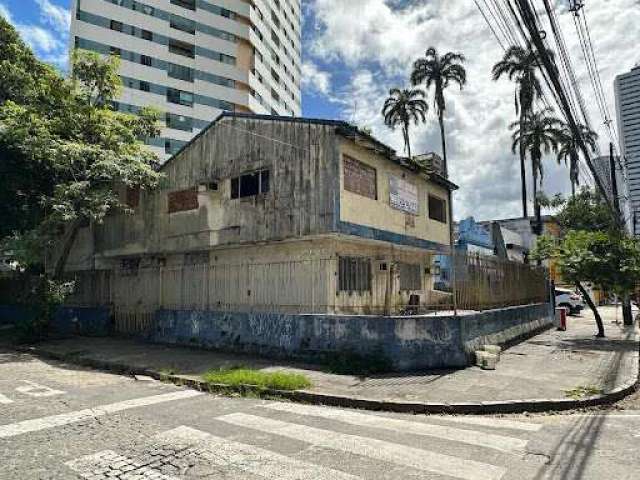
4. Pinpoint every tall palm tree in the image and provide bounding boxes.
[382,88,428,159]
[411,47,466,177]
[557,123,598,196]
[492,45,547,218]
[510,107,564,230]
